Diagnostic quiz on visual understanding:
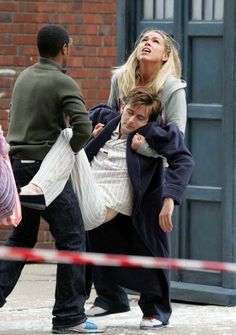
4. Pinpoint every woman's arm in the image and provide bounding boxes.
[164,88,187,136]
[135,85,187,158]
[107,74,121,110]
[145,123,194,203]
